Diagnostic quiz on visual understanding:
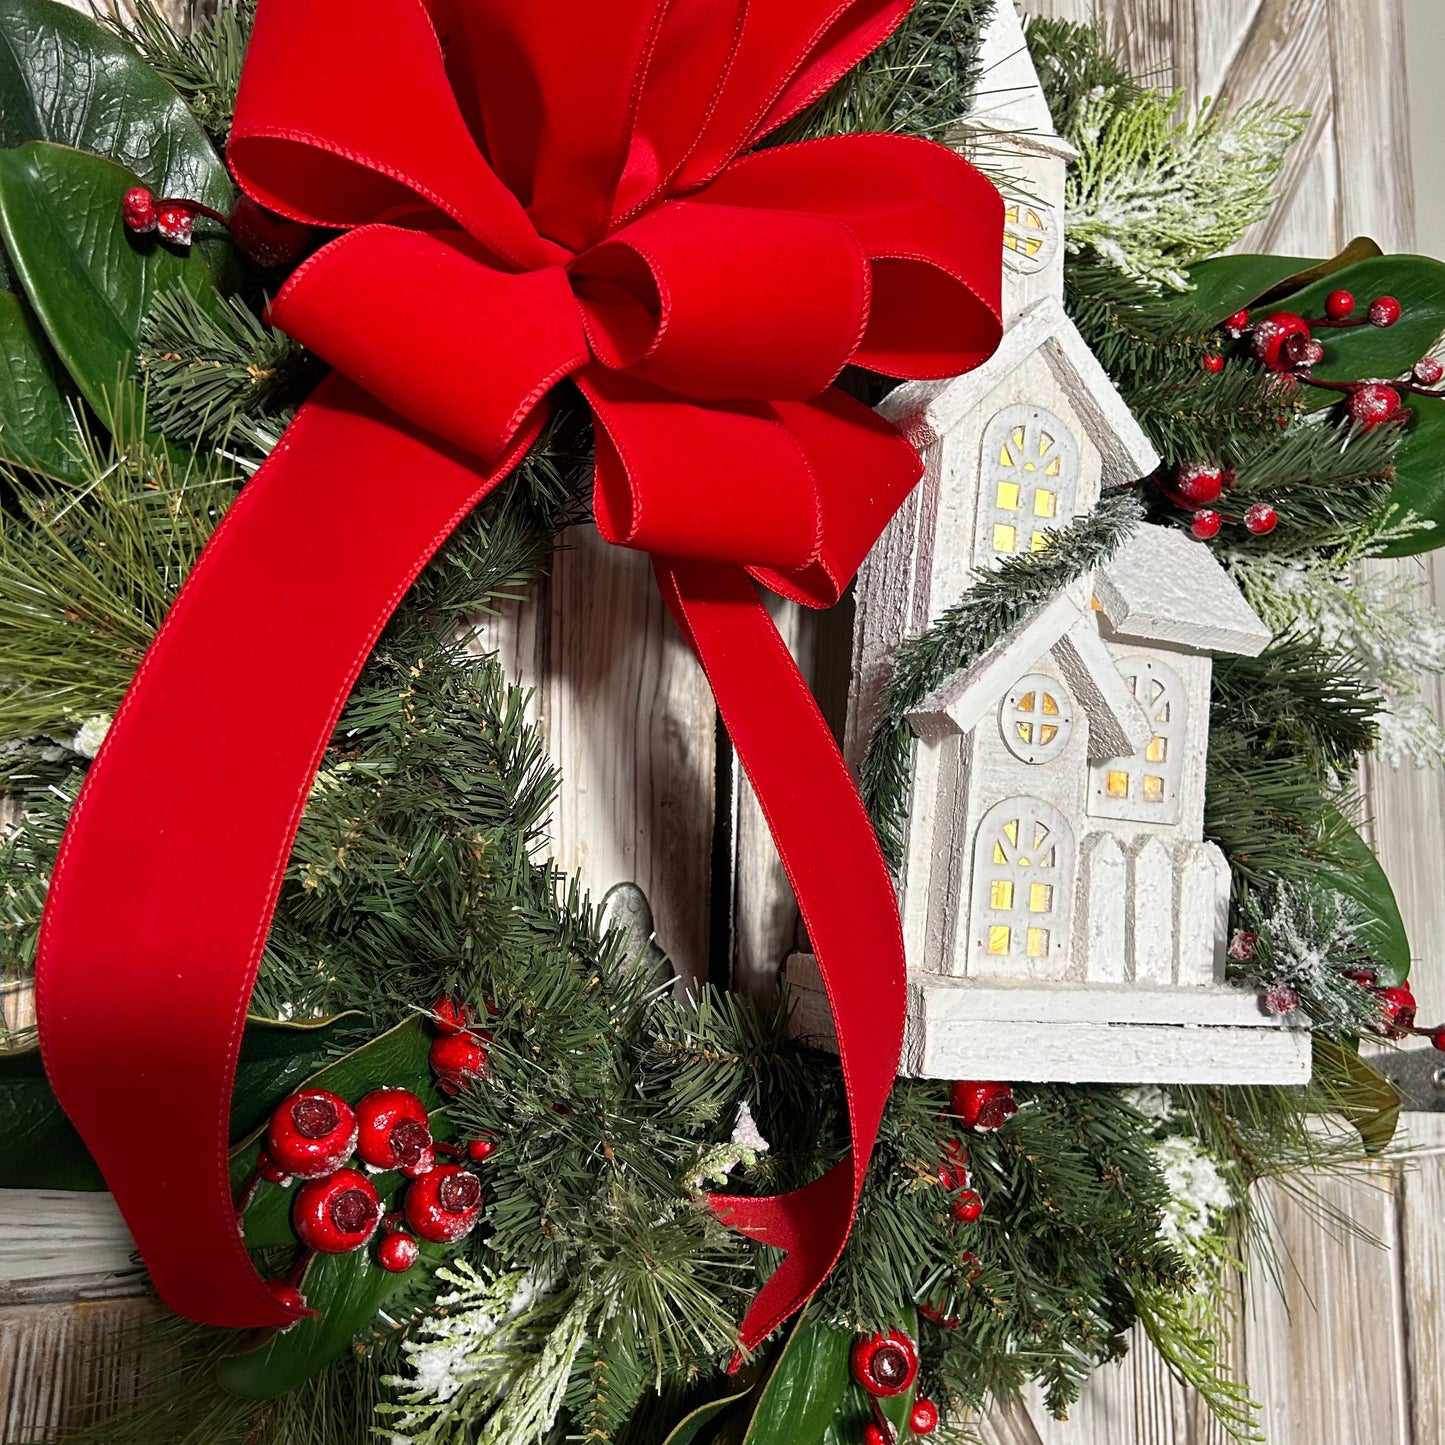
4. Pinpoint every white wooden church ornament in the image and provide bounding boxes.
[788,1,1312,1085]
